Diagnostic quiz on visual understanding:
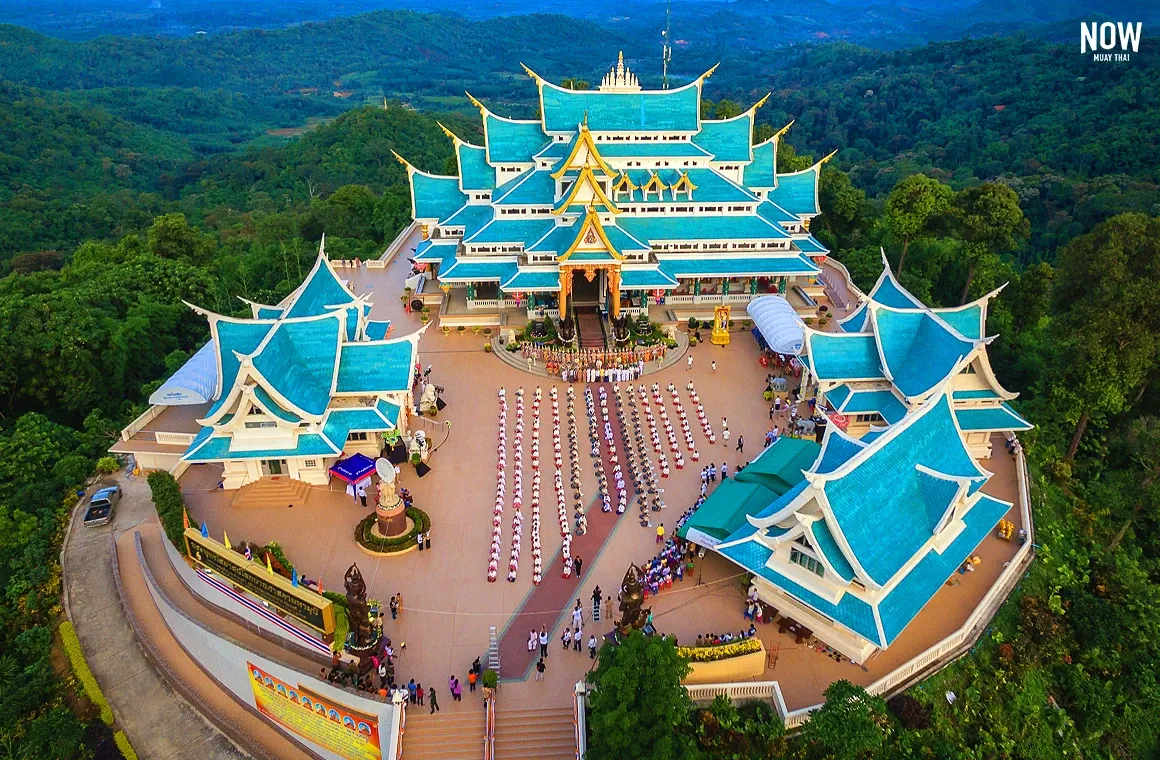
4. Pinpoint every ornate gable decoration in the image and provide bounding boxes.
[559,207,626,262]
[600,51,641,92]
